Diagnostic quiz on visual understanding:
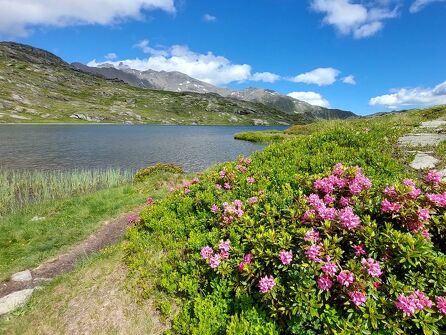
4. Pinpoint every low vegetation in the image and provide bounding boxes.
[234,130,291,143]
[126,106,446,334]
[0,168,133,216]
